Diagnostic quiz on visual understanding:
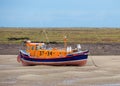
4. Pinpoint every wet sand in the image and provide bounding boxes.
[0,55,120,86]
